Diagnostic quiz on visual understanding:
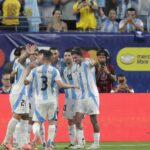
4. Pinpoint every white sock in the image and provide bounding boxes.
[69,125,76,145]
[47,125,56,146]
[32,123,40,138]
[13,121,21,147]
[18,120,29,147]
[4,117,19,143]
[94,133,100,145]
[39,124,46,144]
[76,129,84,146]
[28,124,32,143]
